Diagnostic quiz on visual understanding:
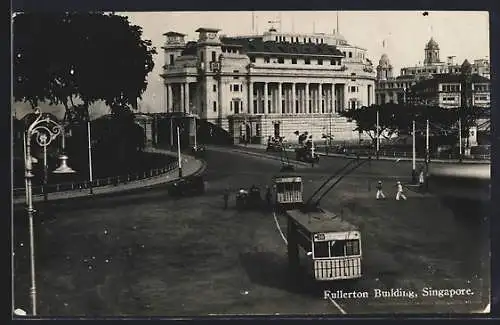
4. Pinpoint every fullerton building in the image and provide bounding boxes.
[161,27,376,144]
